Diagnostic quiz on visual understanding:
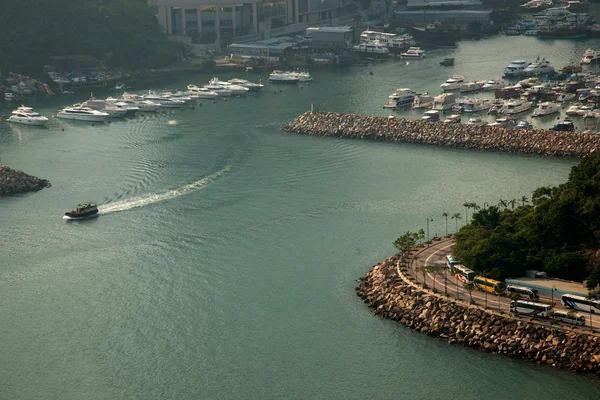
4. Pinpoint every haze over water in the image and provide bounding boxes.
[2,35,600,399]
